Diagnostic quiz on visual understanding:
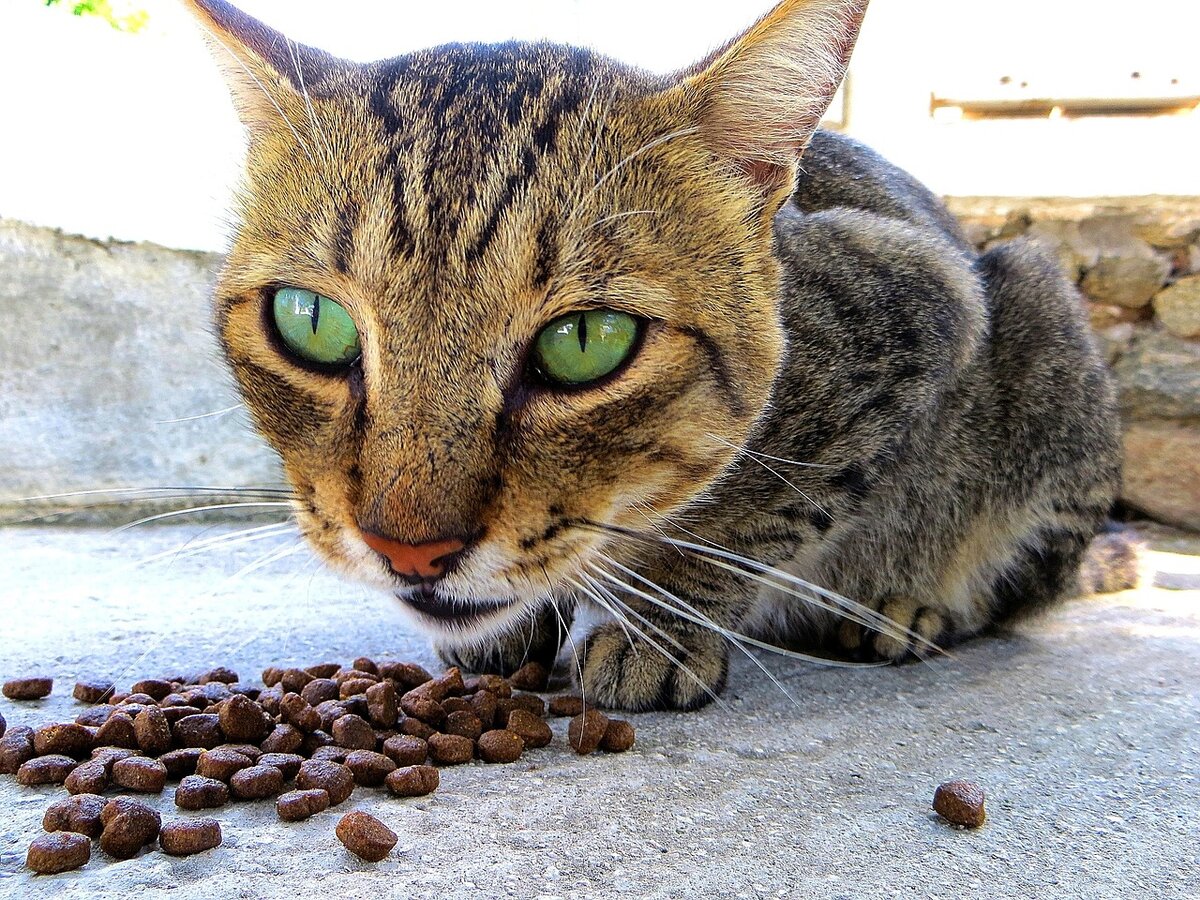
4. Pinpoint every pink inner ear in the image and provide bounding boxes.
[734,156,798,197]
